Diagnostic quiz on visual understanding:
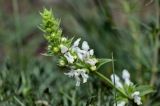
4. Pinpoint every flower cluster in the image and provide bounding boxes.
[40,9,98,86]
[60,38,98,86]
[111,69,142,106]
